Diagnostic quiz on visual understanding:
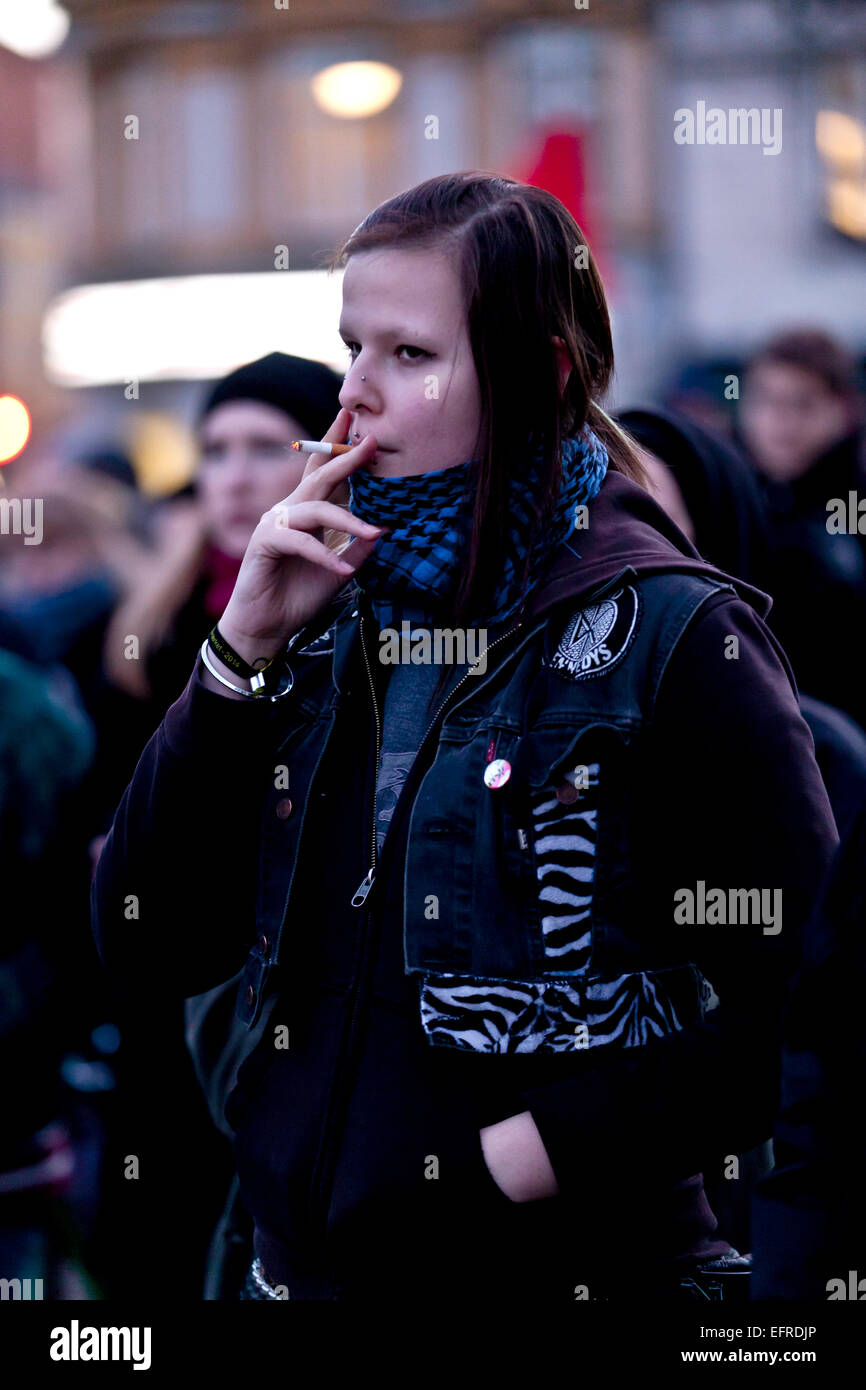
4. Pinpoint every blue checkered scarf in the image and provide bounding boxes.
[346,427,608,631]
